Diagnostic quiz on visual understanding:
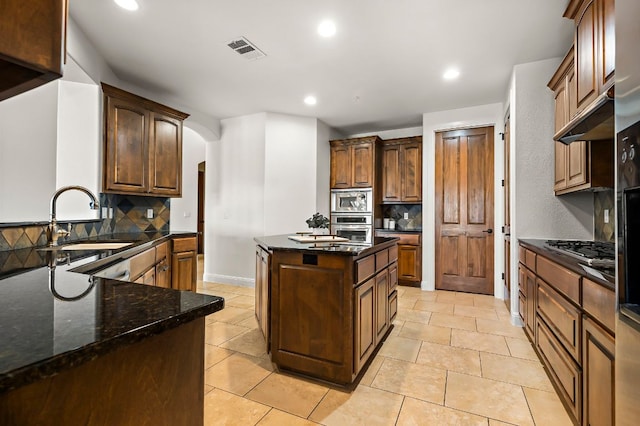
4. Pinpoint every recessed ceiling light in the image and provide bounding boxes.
[443,68,460,80]
[318,20,337,37]
[114,0,139,11]
[304,95,317,106]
